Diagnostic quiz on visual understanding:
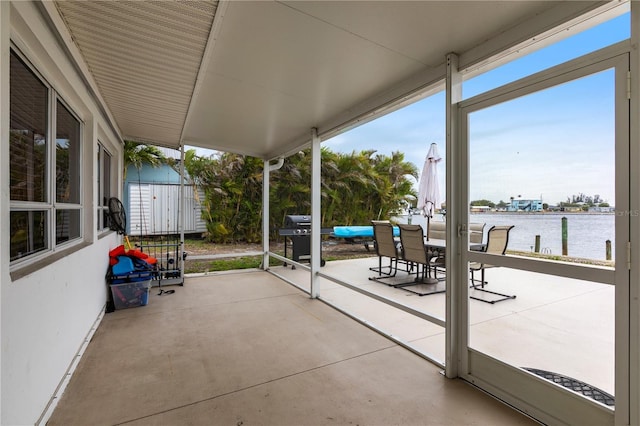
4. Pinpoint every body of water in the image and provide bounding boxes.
[397,212,615,261]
